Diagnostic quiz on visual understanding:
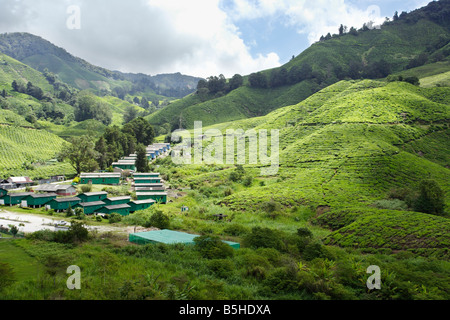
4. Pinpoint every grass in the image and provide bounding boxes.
[0,240,44,281]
